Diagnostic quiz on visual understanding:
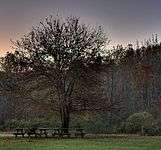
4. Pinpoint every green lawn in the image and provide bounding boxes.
[0,137,161,150]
